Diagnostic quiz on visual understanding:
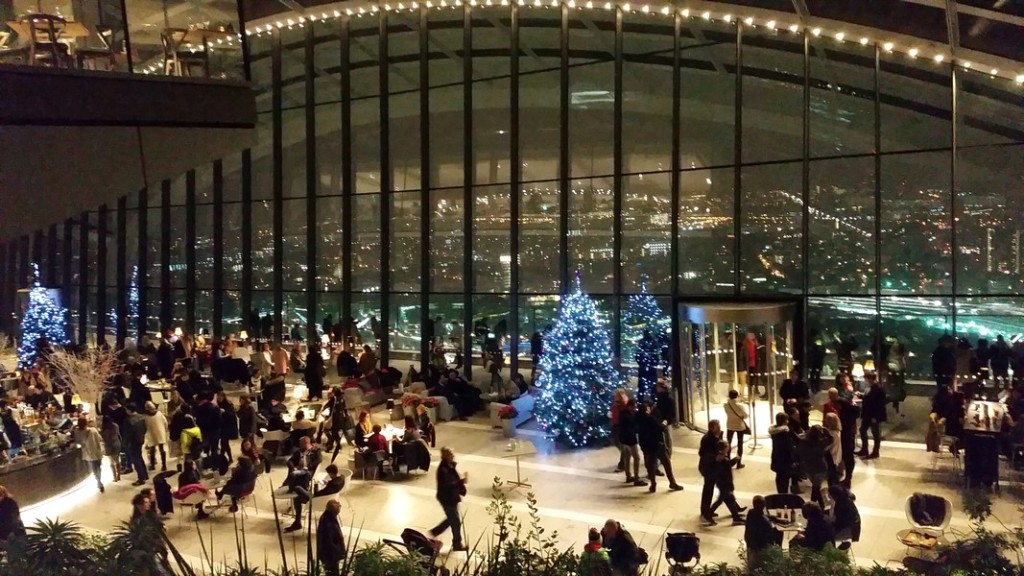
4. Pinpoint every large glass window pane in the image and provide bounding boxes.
[317,196,343,292]
[196,289,212,336]
[955,297,1024,347]
[956,71,1024,147]
[809,157,876,294]
[473,186,512,293]
[353,195,381,292]
[168,204,186,288]
[390,9,421,192]
[252,200,273,289]
[622,172,671,293]
[680,21,736,169]
[195,204,213,290]
[473,9,511,186]
[353,97,381,194]
[520,181,561,293]
[391,192,421,292]
[428,295,466,353]
[352,294,383,347]
[807,297,877,388]
[623,12,672,174]
[430,189,464,293]
[809,36,876,156]
[390,293,421,356]
[569,177,613,293]
[472,295,510,360]
[282,199,306,291]
[223,203,242,289]
[283,292,306,339]
[146,205,161,292]
[223,290,242,336]
[880,53,951,152]
[880,151,951,294]
[283,108,306,199]
[740,162,803,294]
[569,11,614,179]
[678,168,734,294]
[252,114,274,200]
[879,296,953,382]
[742,24,804,163]
[956,144,1024,295]
[428,2,463,191]
[520,9,560,182]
